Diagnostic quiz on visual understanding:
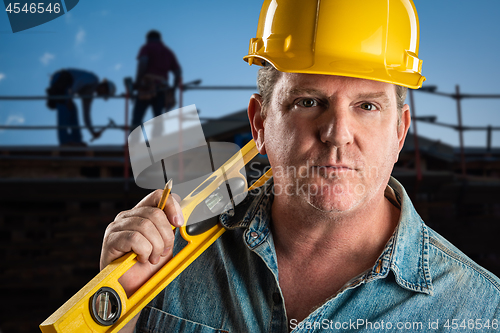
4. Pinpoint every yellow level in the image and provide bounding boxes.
[40,140,273,332]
